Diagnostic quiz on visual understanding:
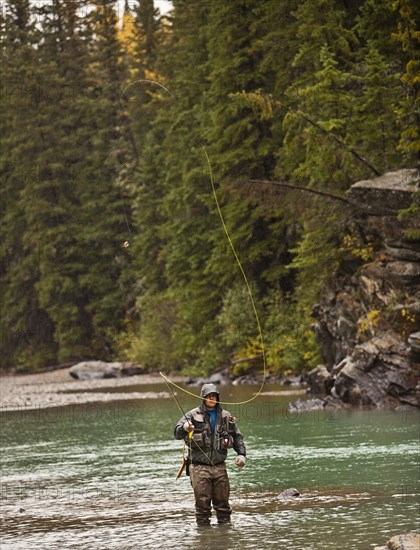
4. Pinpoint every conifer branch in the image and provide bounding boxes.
[245,178,350,204]
[275,100,381,177]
